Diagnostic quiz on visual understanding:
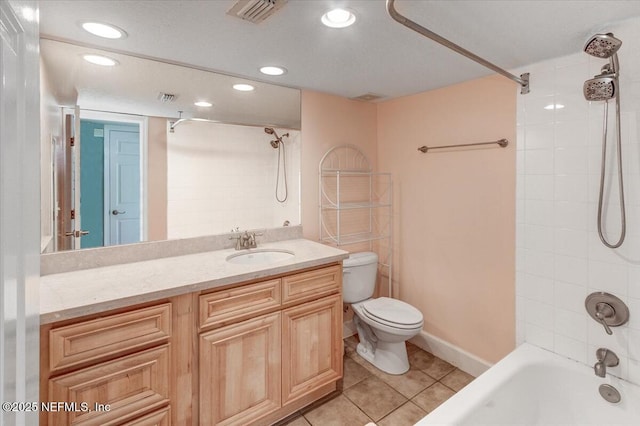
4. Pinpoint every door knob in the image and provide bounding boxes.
[112,210,126,215]
[65,230,90,237]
